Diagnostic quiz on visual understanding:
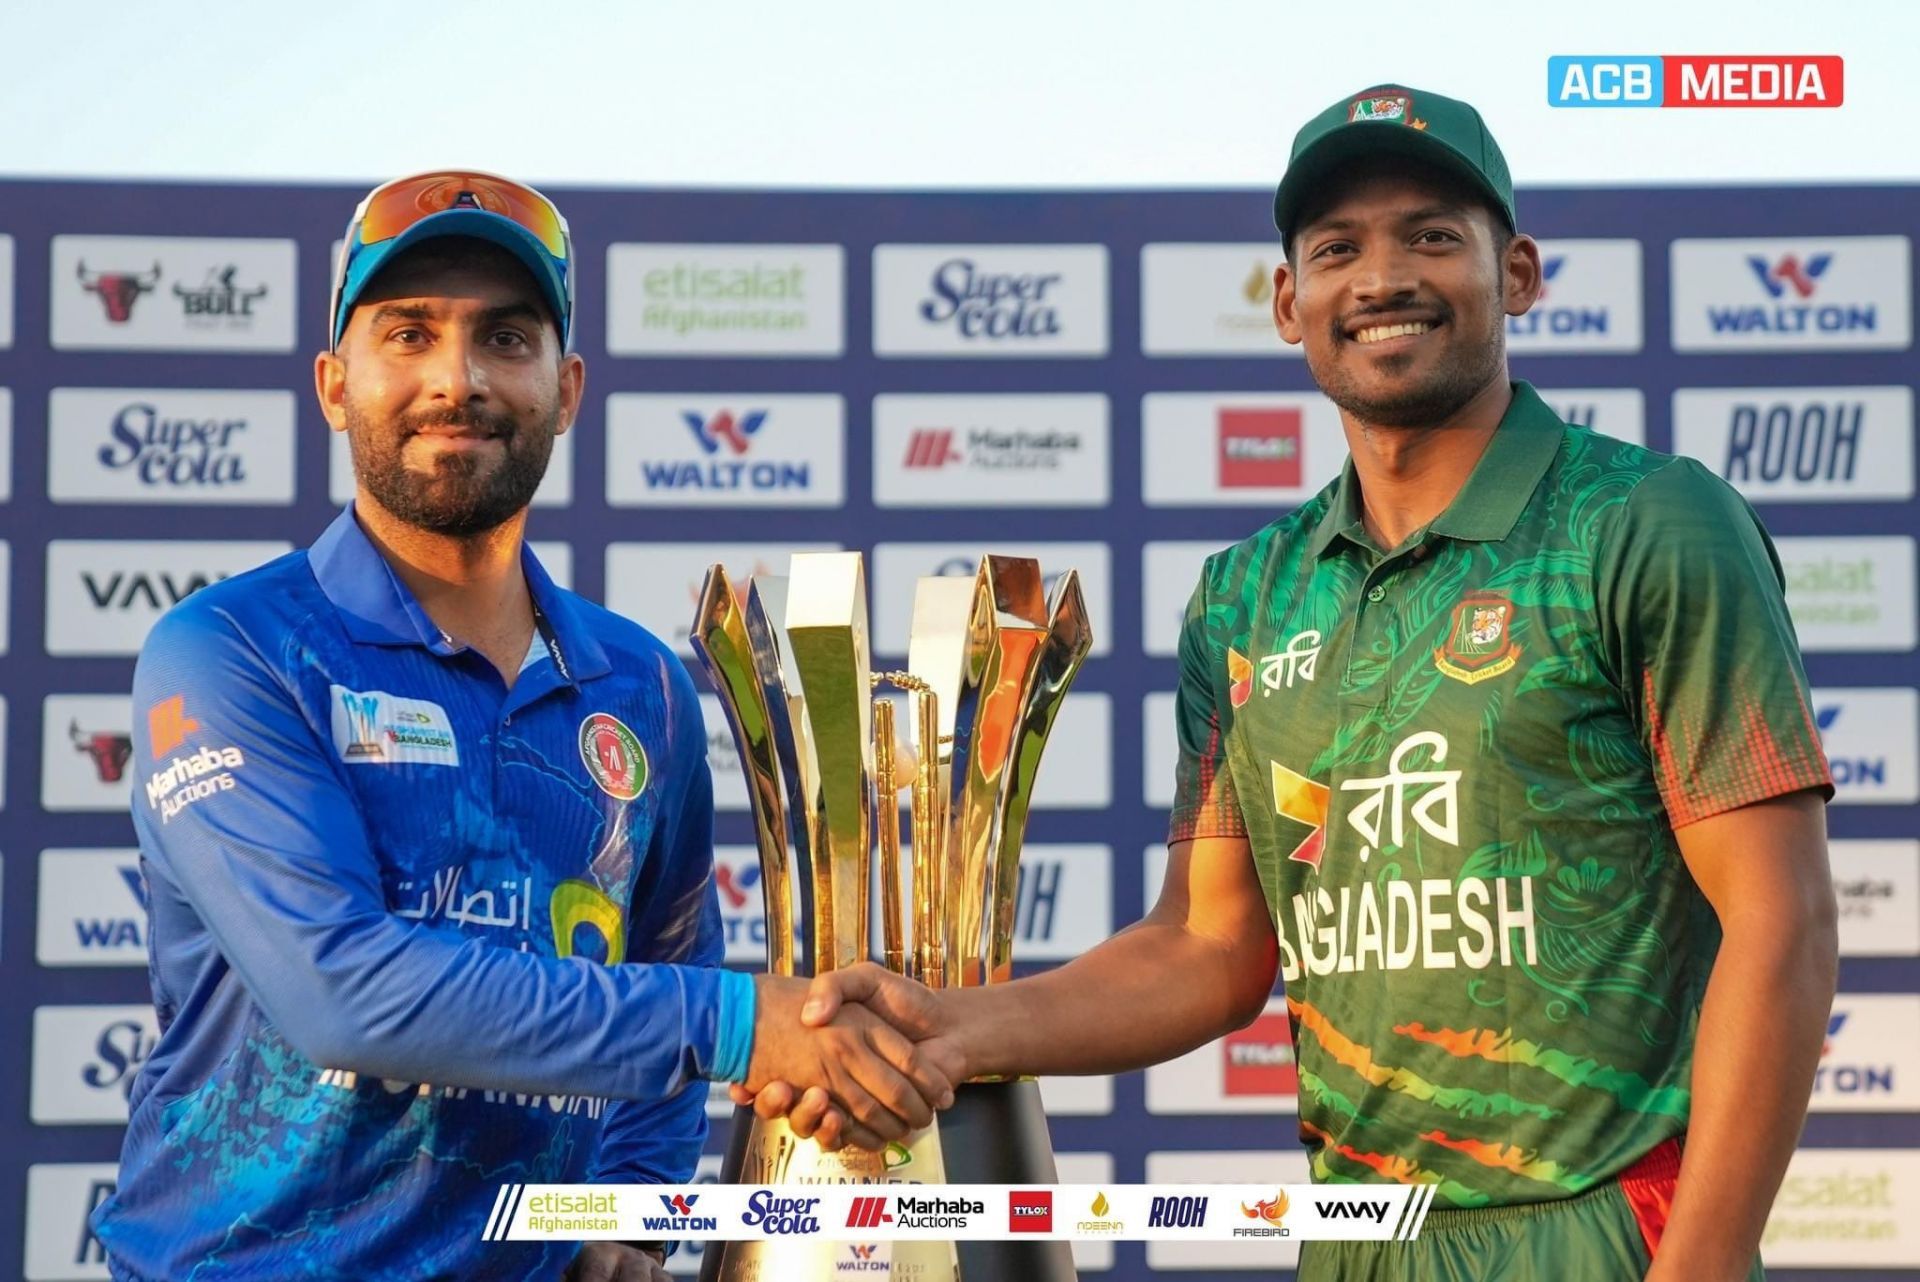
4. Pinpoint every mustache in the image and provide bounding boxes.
[400,406,517,438]
[1333,299,1453,340]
